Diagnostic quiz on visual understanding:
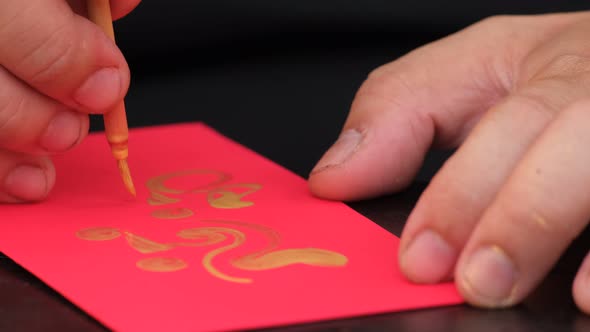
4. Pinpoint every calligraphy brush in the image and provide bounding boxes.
[86,0,136,197]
